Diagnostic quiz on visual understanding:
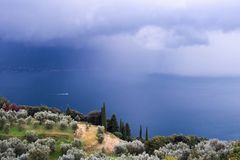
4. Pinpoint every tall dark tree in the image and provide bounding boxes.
[65,106,71,115]
[101,103,107,130]
[122,122,127,140]
[119,119,122,132]
[125,123,131,141]
[145,127,149,141]
[120,120,124,134]
[107,114,119,132]
[139,125,142,140]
